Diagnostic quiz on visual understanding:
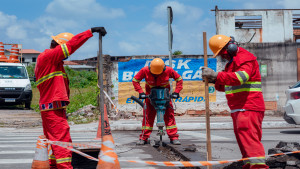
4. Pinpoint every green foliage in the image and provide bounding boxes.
[66,86,98,114]
[173,50,183,55]
[26,64,37,87]
[64,66,97,88]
